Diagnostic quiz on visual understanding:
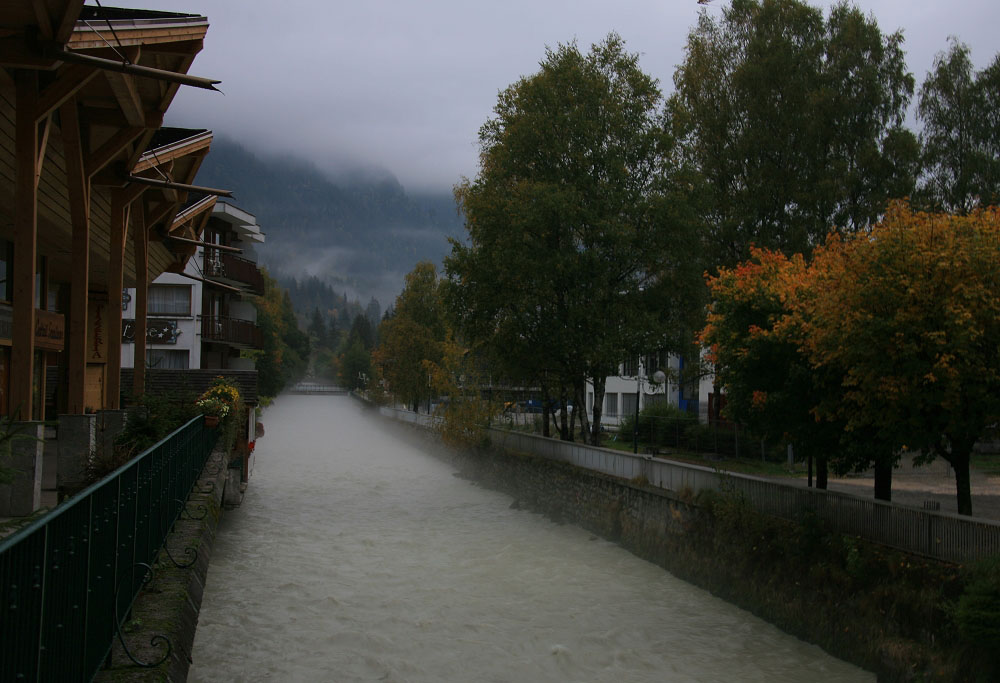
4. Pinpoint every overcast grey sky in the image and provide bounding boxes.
[99,0,999,194]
